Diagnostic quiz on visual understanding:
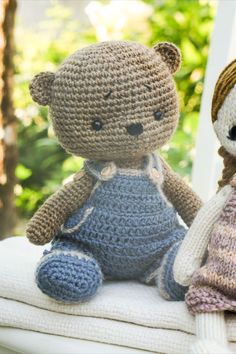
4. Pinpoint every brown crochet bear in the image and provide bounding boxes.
[27,40,202,303]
